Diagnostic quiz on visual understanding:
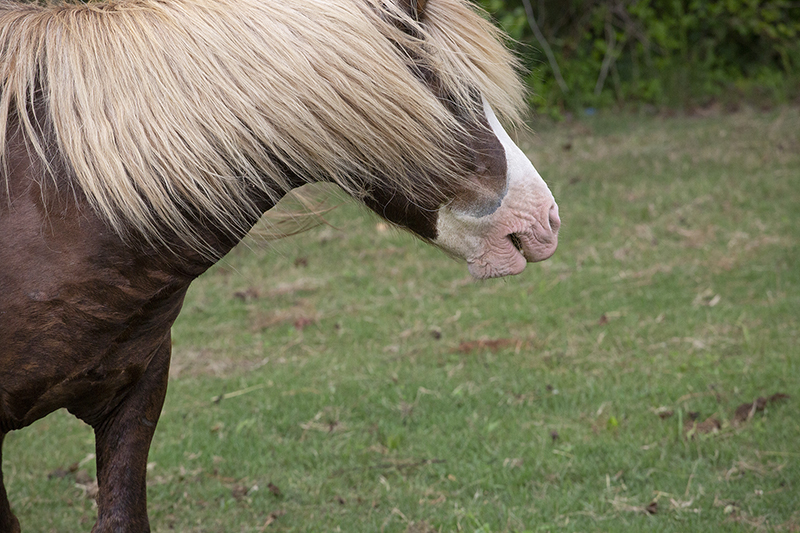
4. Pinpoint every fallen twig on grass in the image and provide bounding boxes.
[211,382,270,403]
